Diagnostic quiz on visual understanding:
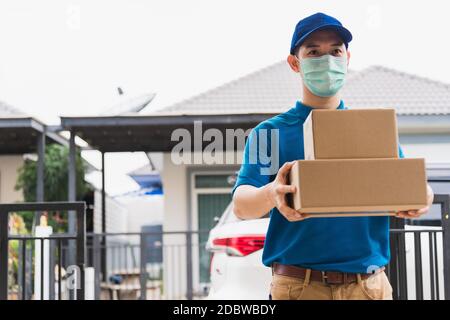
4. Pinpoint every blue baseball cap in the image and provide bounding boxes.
[290,12,352,55]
